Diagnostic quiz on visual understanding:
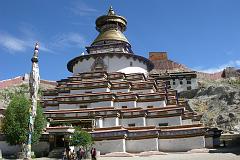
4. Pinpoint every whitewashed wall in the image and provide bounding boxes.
[70,88,109,94]
[131,89,154,94]
[110,88,129,93]
[73,57,95,73]
[91,101,113,108]
[120,117,146,127]
[170,78,198,93]
[126,138,158,152]
[103,117,119,127]
[58,101,113,110]
[93,139,125,154]
[72,56,148,75]
[114,101,136,108]
[59,104,78,110]
[182,119,192,125]
[0,141,49,157]
[137,101,166,108]
[158,136,205,152]
[146,116,182,126]
[95,118,103,128]
[44,106,59,111]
